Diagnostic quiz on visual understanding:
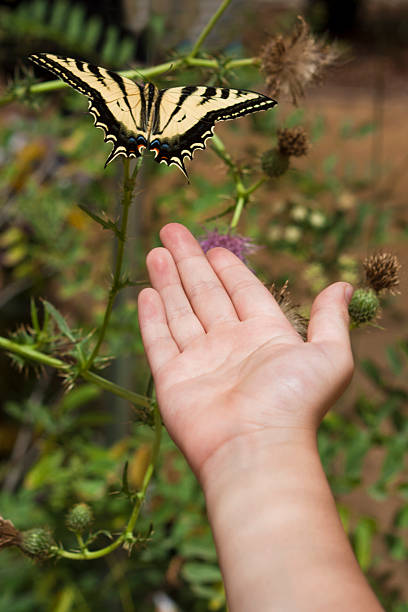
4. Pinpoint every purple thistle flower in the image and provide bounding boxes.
[198,228,258,265]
